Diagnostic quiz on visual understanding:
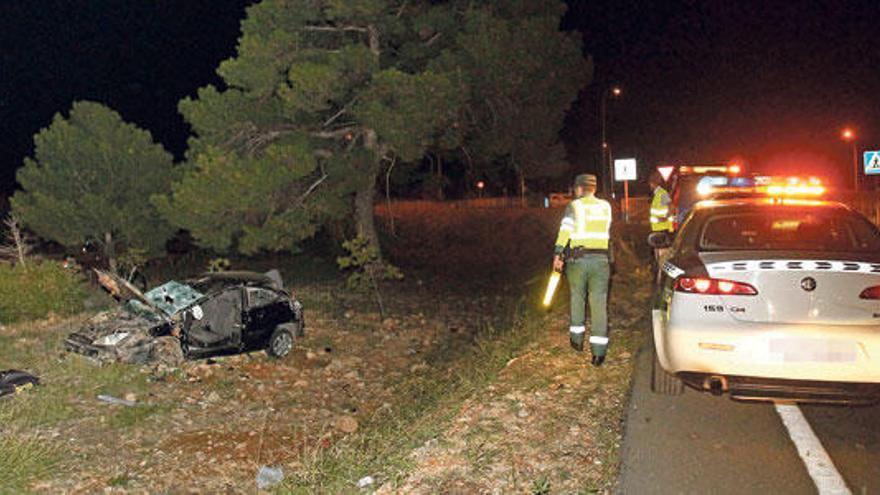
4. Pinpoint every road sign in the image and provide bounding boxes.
[865,151,880,175]
[657,165,675,182]
[614,158,637,182]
